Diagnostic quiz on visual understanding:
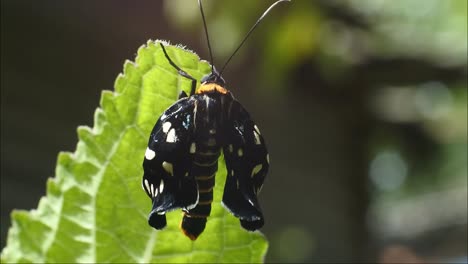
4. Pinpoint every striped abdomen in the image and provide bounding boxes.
[181,139,220,240]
